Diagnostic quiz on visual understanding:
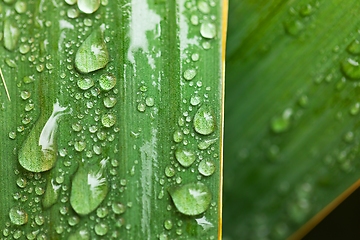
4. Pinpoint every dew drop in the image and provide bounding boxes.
[165,165,175,177]
[67,8,80,19]
[164,219,173,230]
[145,97,154,107]
[65,0,77,5]
[347,39,360,55]
[197,1,210,13]
[18,101,69,172]
[75,27,109,74]
[99,73,116,91]
[137,103,146,112]
[183,69,197,81]
[4,19,20,51]
[190,95,201,106]
[350,102,360,115]
[70,161,109,215]
[168,182,212,216]
[198,138,217,150]
[175,148,196,167]
[284,20,304,36]
[270,108,292,133]
[194,105,216,135]
[9,206,28,225]
[94,223,108,236]
[198,159,215,176]
[341,58,360,79]
[200,21,216,39]
[68,229,90,240]
[77,0,100,14]
[5,58,17,68]
[173,130,183,143]
[74,141,86,152]
[77,77,94,90]
[101,113,116,127]
[14,1,27,14]
[112,202,125,214]
[103,96,117,108]
[299,4,313,17]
